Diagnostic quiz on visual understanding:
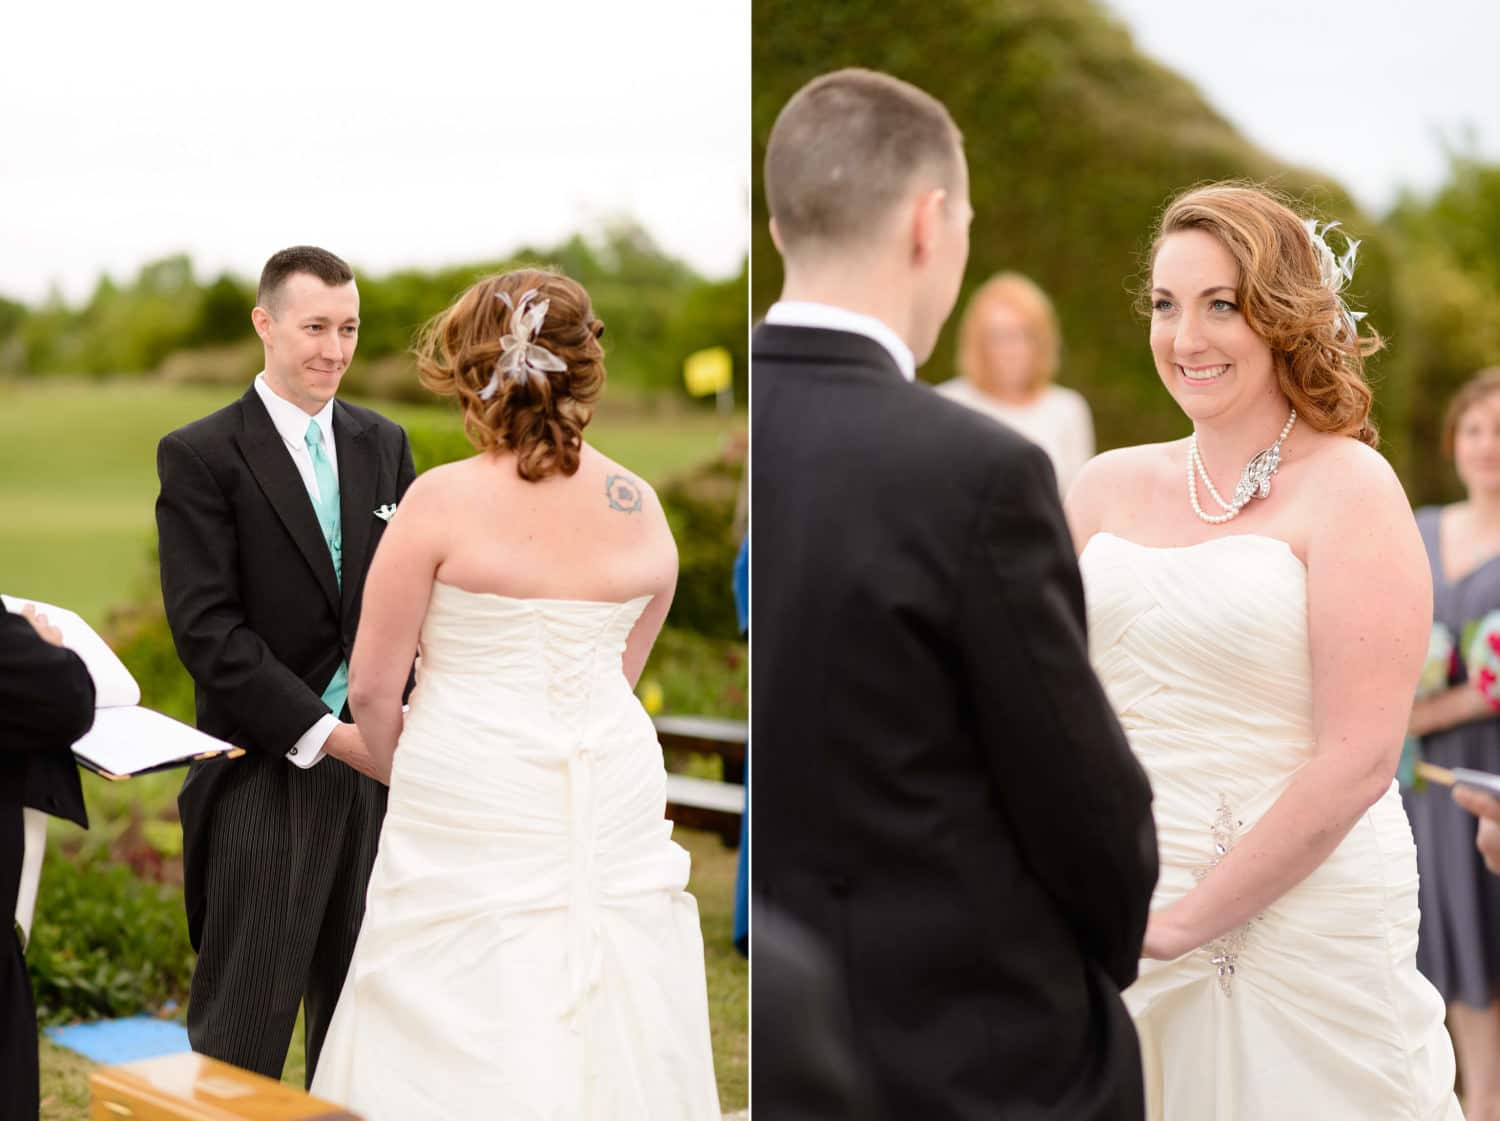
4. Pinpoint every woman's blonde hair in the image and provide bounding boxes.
[956,272,1060,394]
[414,268,606,481]
[1143,183,1383,447]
